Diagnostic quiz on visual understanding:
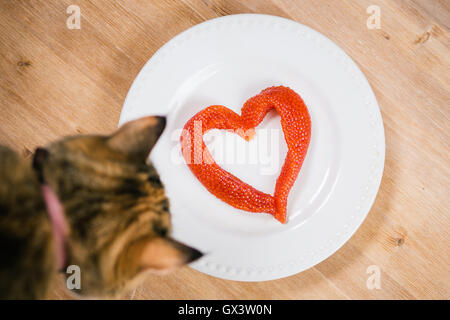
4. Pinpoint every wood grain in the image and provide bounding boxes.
[0,0,448,299]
